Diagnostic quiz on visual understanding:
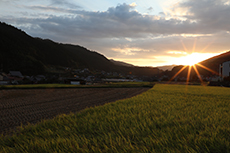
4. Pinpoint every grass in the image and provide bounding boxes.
[1,84,230,152]
[0,82,154,89]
